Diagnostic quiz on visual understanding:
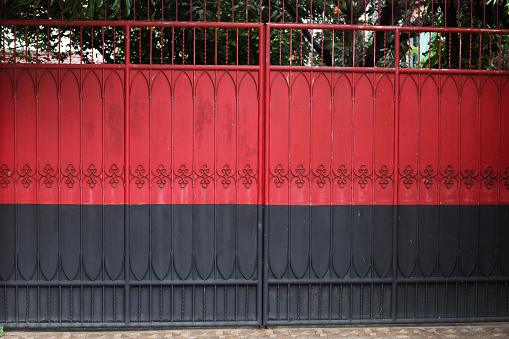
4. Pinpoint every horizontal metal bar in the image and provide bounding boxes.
[129,280,259,286]
[0,64,127,69]
[269,66,396,73]
[266,23,509,35]
[267,278,394,284]
[269,66,509,74]
[128,64,261,70]
[395,276,509,284]
[3,20,507,34]
[0,64,261,70]
[3,321,261,329]
[0,20,263,29]
[265,317,509,326]
[399,68,509,75]
[0,279,259,287]
[266,276,509,285]
[0,281,127,287]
